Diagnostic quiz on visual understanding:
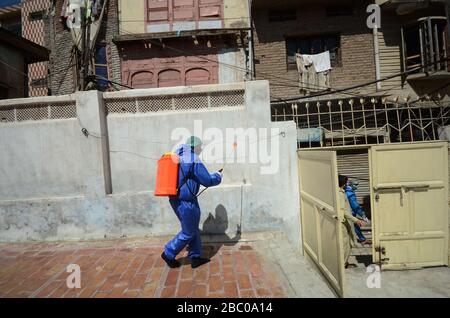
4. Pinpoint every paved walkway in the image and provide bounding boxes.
[347,245,450,298]
[0,235,287,298]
